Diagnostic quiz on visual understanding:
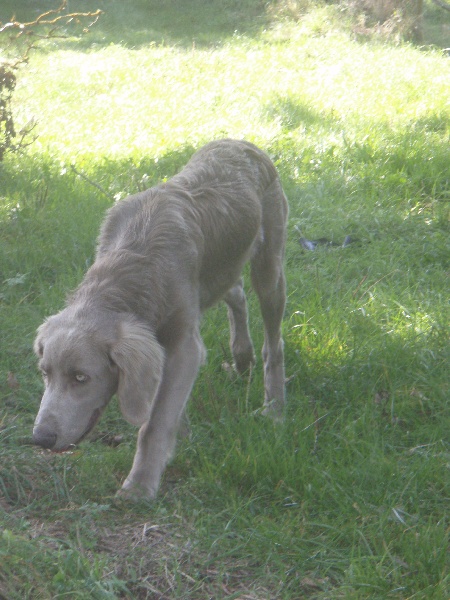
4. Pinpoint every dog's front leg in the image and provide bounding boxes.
[118,328,206,500]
